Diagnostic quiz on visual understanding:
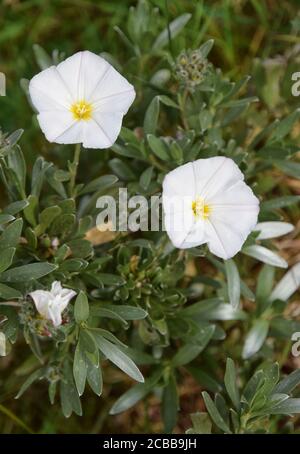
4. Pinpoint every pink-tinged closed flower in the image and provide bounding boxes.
[29,281,76,327]
[29,51,135,149]
[162,157,260,260]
